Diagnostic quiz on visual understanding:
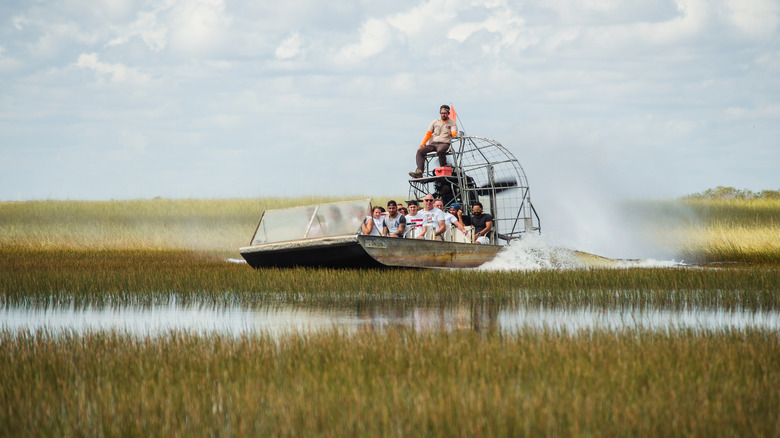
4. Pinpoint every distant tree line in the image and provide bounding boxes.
[685,186,780,200]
